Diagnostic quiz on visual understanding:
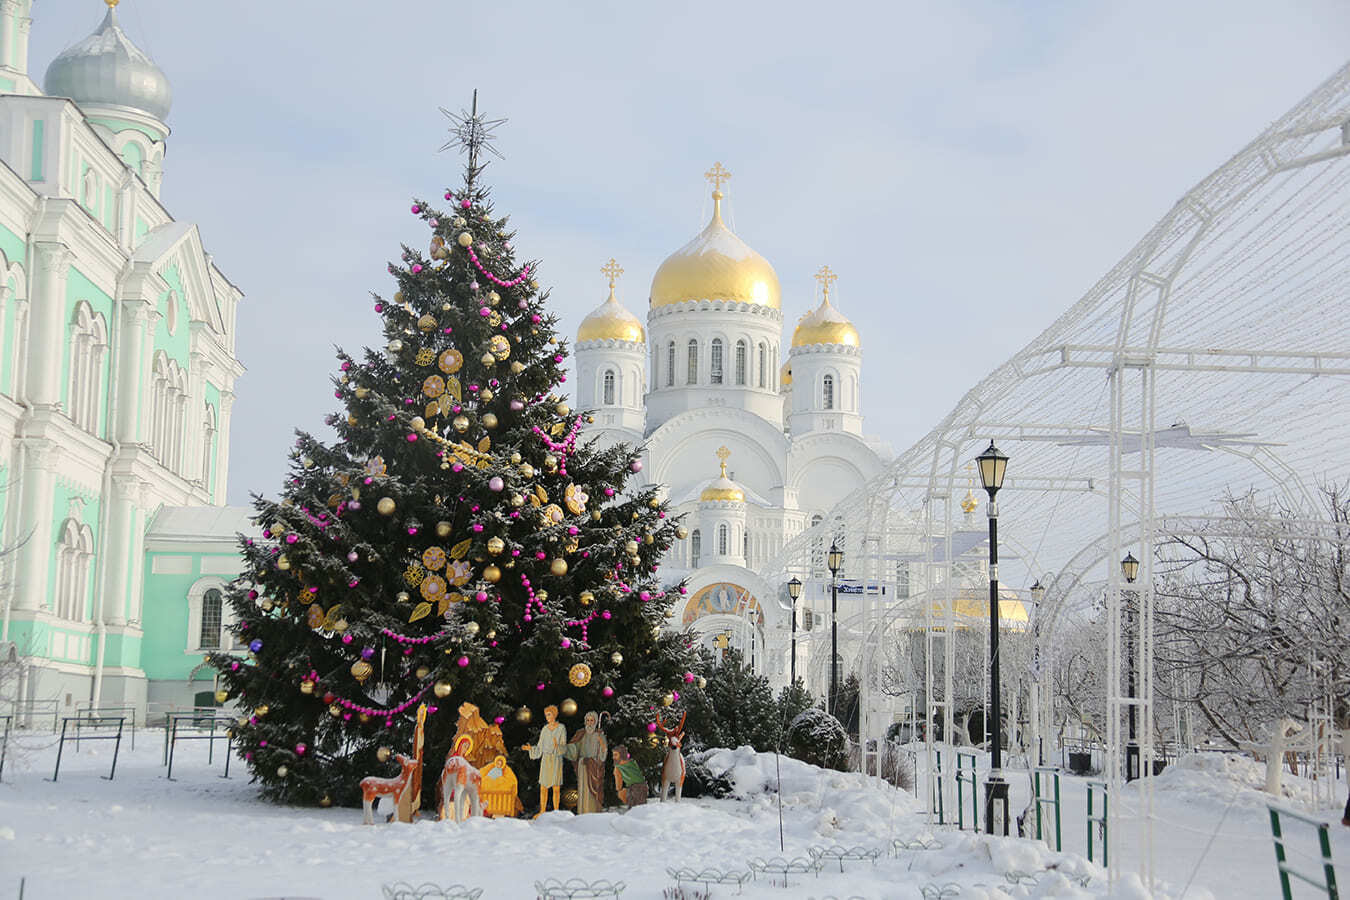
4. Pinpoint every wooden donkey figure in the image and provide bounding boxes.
[438,735,483,822]
[656,710,687,802]
[360,753,419,825]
